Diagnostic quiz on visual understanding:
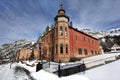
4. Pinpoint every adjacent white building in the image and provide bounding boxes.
[111,44,120,52]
